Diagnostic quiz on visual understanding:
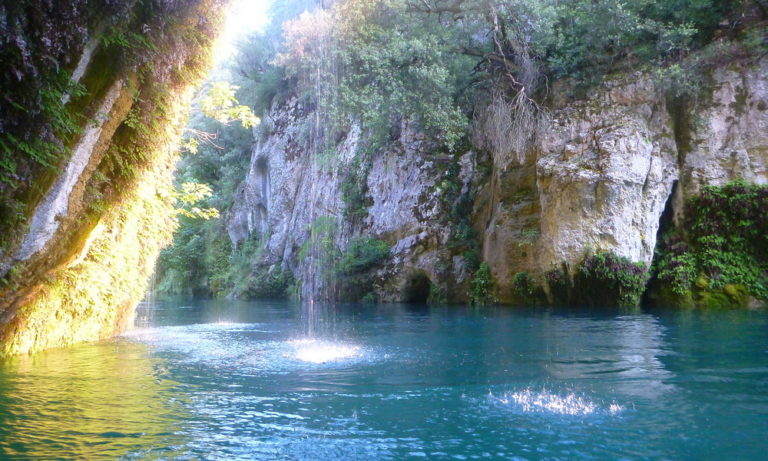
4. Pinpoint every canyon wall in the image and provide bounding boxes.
[0,0,225,354]
[230,53,768,305]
